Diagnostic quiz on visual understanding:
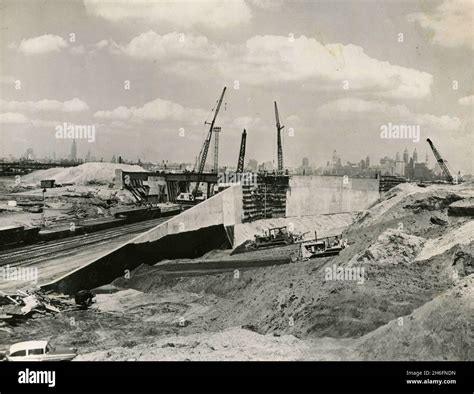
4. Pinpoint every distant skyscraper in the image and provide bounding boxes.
[395,160,405,176]
[247,159,258,172]
[70,139,77,162]
[403,147,409,164]
[396,152,400,161]
[413,148,418,163]
[365,155,370,168]
[425,152,429,164]
[302,157,309,167]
